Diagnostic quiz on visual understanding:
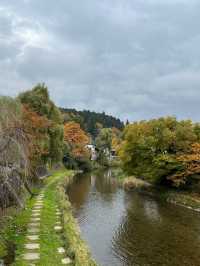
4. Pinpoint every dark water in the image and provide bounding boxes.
[67,170,200,266]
